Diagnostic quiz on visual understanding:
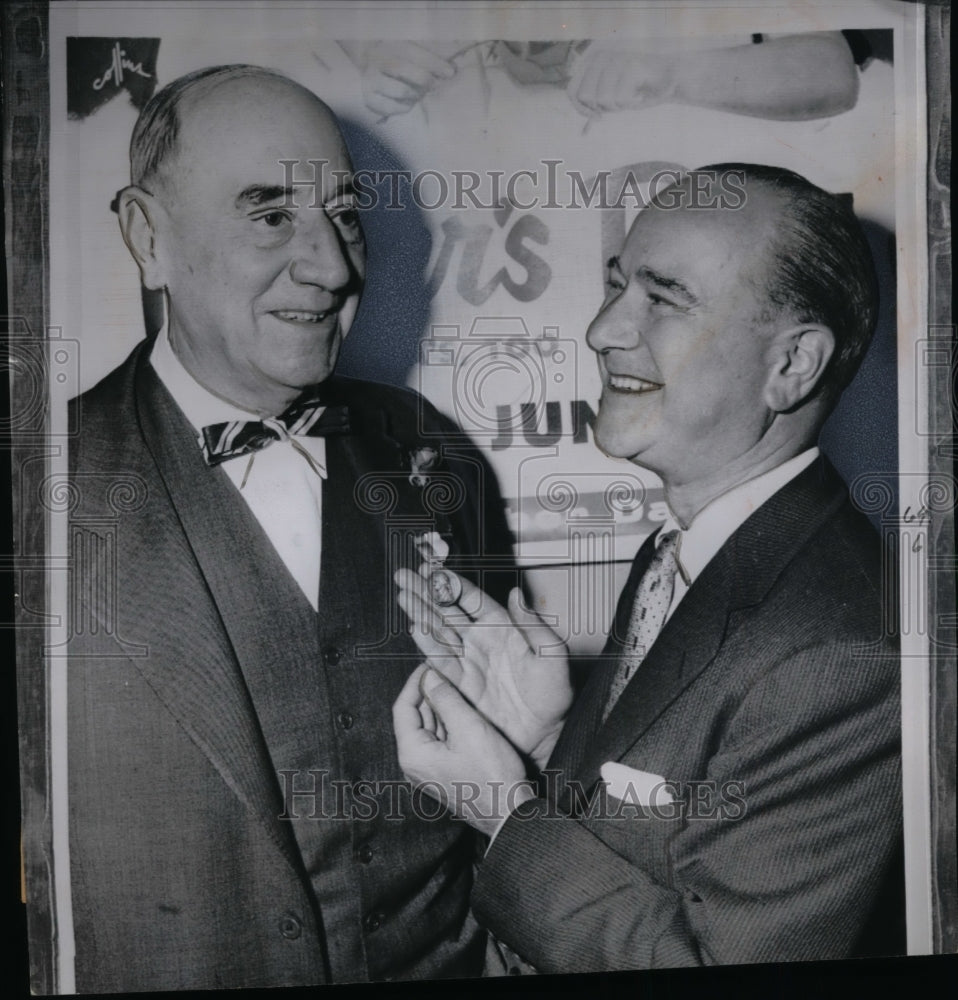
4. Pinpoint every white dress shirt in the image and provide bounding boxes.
[150,326,326,611]
[658,447,820,623]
